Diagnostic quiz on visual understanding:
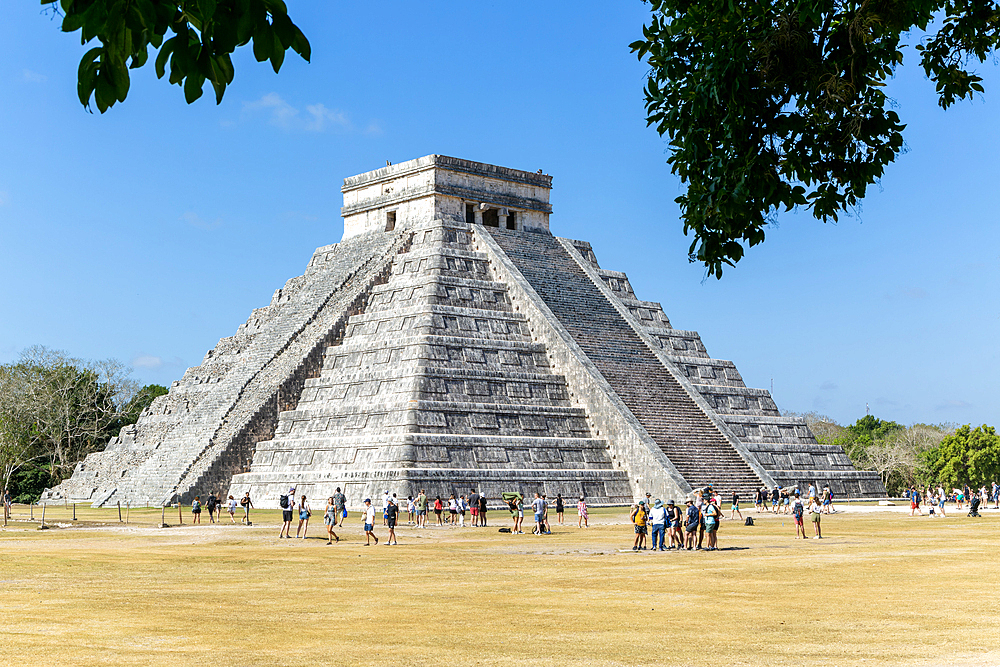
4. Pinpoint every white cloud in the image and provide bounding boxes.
[241,93,362,133]
[22,69,47,83]
[132,355,163,369]
[181,211,223,230]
